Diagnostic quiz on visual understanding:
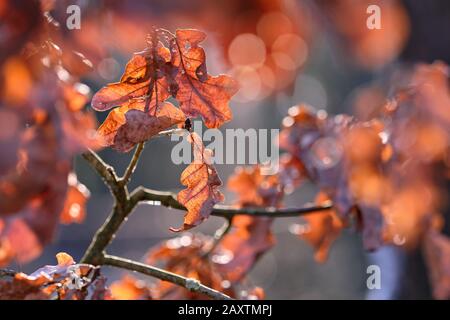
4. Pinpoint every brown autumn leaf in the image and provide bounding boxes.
[92,29,238,152]
[170,29,239,128]
[112,102,185,152]
[60,173,90,224]
[212,166,282,281]
[173,132,224,232]
[0,252,108,300]
[91,47,170,112]
[227,165,283,207]
[0,4,100,266]
[0,121,72,266]
[93,46,185,151]
[110,275,152,300]
[292,192,344,263]
[213,216,274,282]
